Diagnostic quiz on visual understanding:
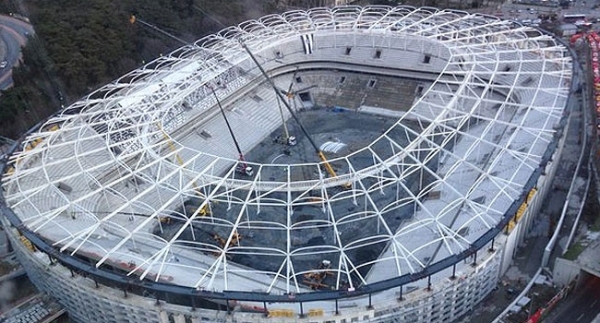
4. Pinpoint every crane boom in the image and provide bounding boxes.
[209,85,253,176]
